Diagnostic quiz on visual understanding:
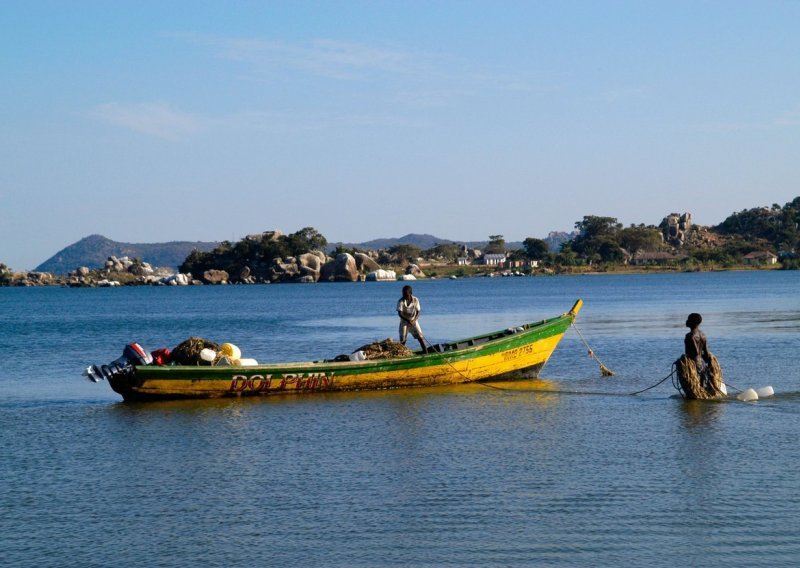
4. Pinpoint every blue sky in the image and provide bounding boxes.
[2,1,799,270]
